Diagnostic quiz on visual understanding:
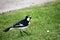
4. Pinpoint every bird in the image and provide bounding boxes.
[3,15,31,35]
